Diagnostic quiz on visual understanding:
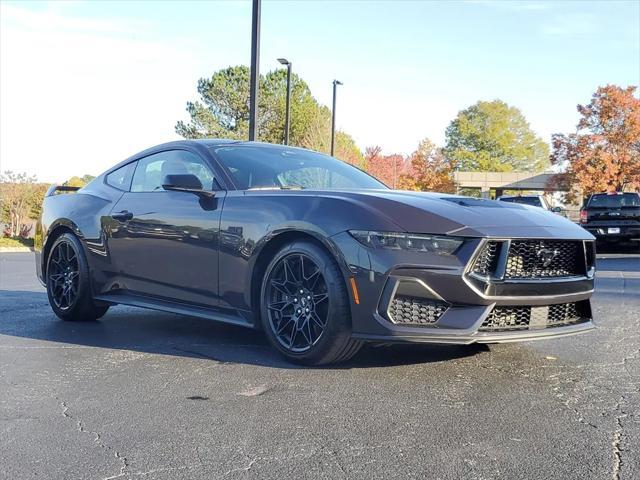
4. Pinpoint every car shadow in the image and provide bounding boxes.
[596,242,640,256]
[0,289,487,369]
